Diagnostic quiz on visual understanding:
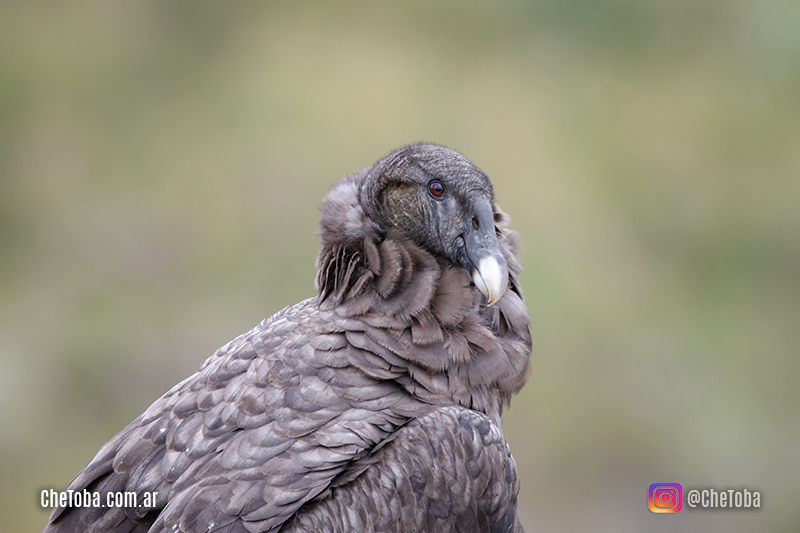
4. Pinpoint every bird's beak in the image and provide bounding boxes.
[472,255,507,306]
[462,200,509,306]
